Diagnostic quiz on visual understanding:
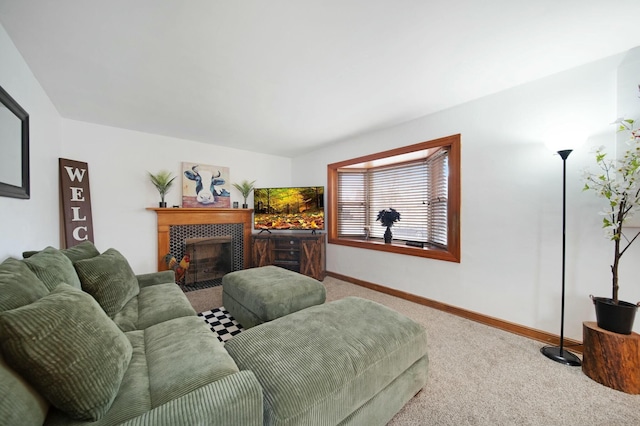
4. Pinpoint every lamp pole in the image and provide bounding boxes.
[541,149,581,366]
